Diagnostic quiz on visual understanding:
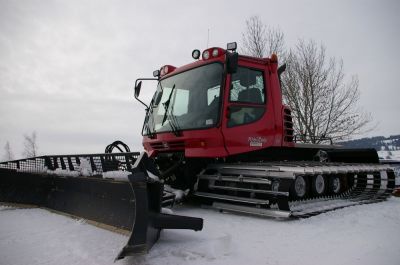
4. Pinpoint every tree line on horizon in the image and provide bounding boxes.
[2,131,38,161]
[340,134,400,150]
